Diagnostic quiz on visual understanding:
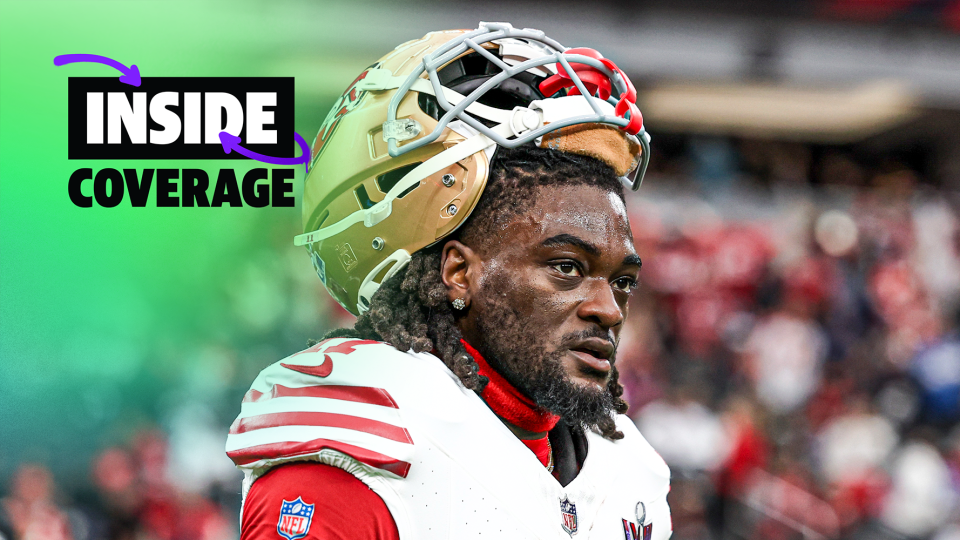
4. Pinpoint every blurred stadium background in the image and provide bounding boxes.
[2,0,960,538]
